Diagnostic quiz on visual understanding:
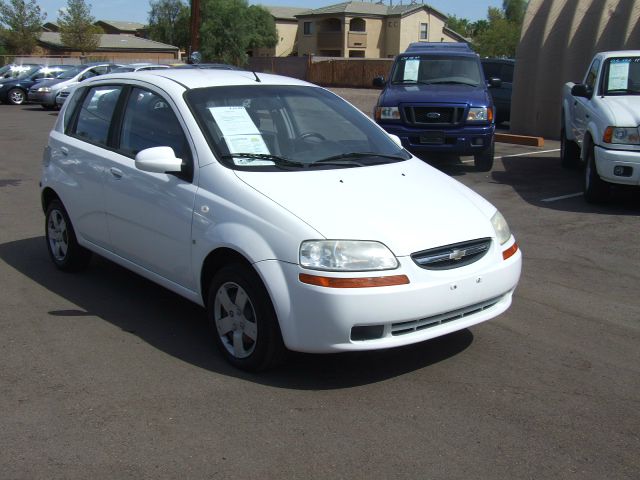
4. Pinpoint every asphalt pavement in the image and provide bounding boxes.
[0,96,639,479]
